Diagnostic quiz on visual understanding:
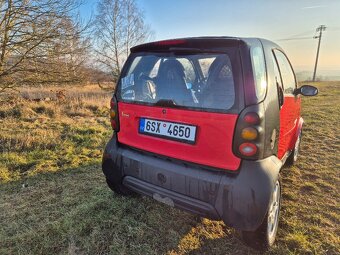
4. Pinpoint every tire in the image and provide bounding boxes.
[242,177,281,250]
[106,178,135,196]
[286,131,302,166]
